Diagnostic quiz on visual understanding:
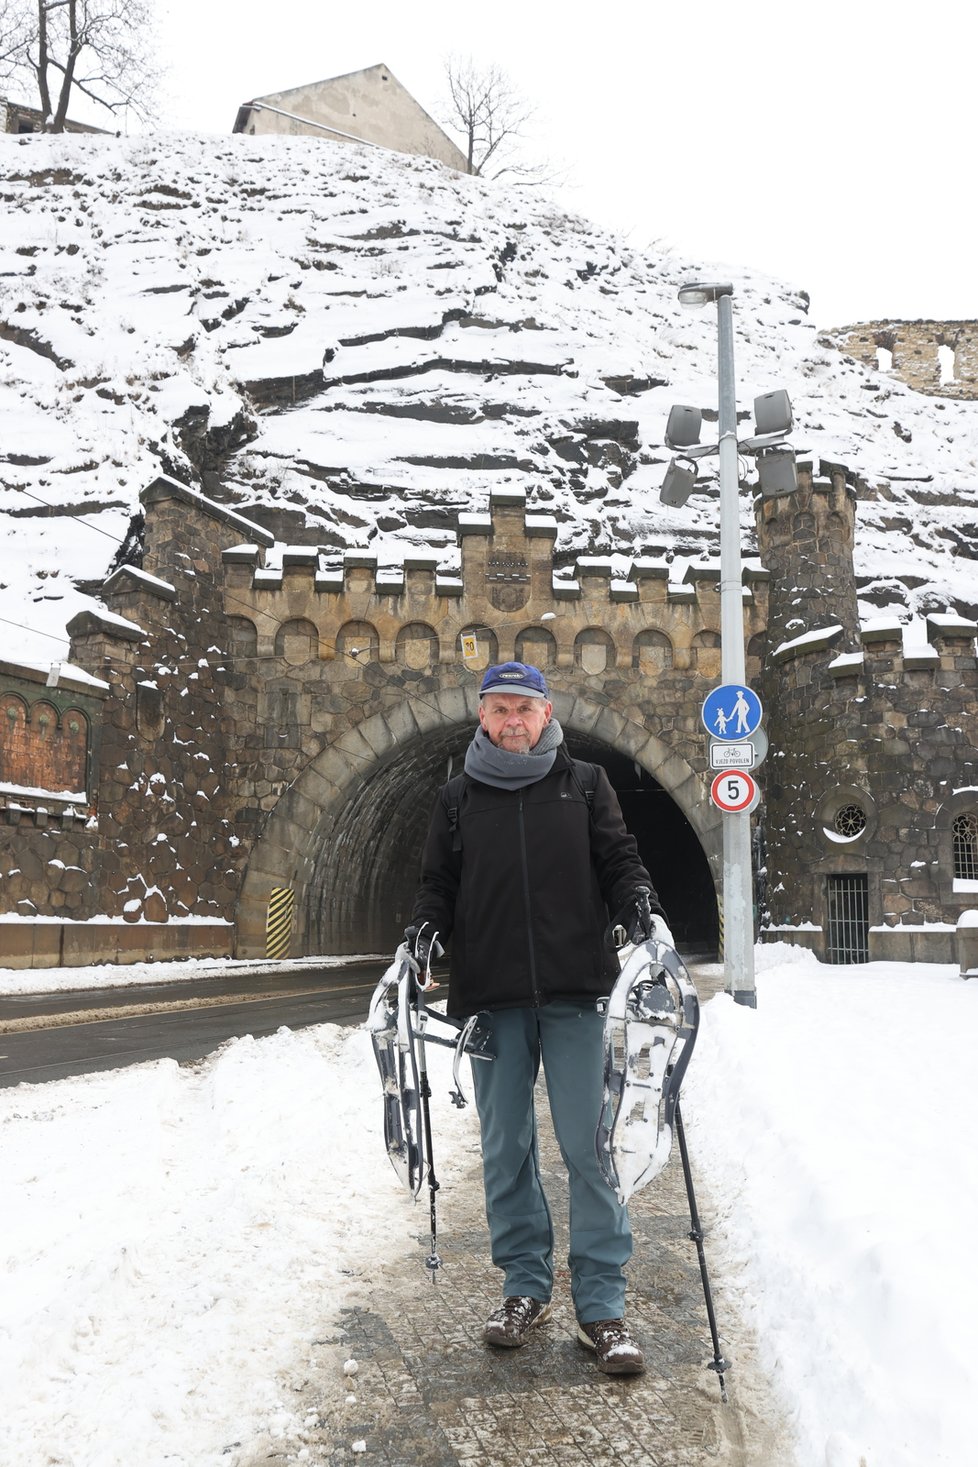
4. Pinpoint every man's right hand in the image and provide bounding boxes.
[403,922,444,985]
